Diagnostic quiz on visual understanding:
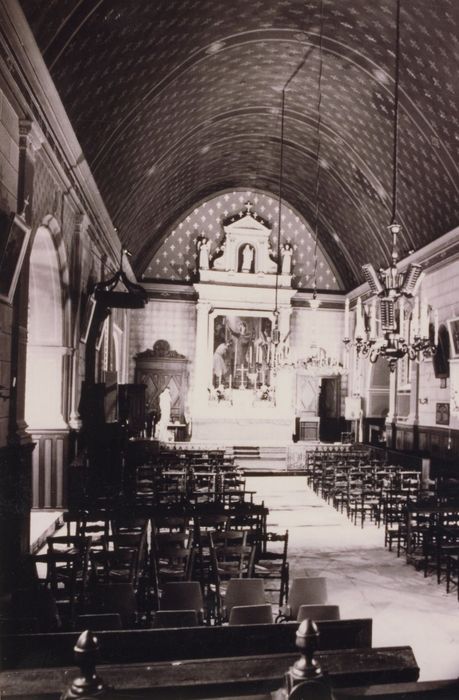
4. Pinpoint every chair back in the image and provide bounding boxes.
[160,581,204,614]
[289,577,328,619]
[229,603,273,625]
[224,578,265,616]
[153,609,199,628]
[96,582,137,627]
[296,604,340,622]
